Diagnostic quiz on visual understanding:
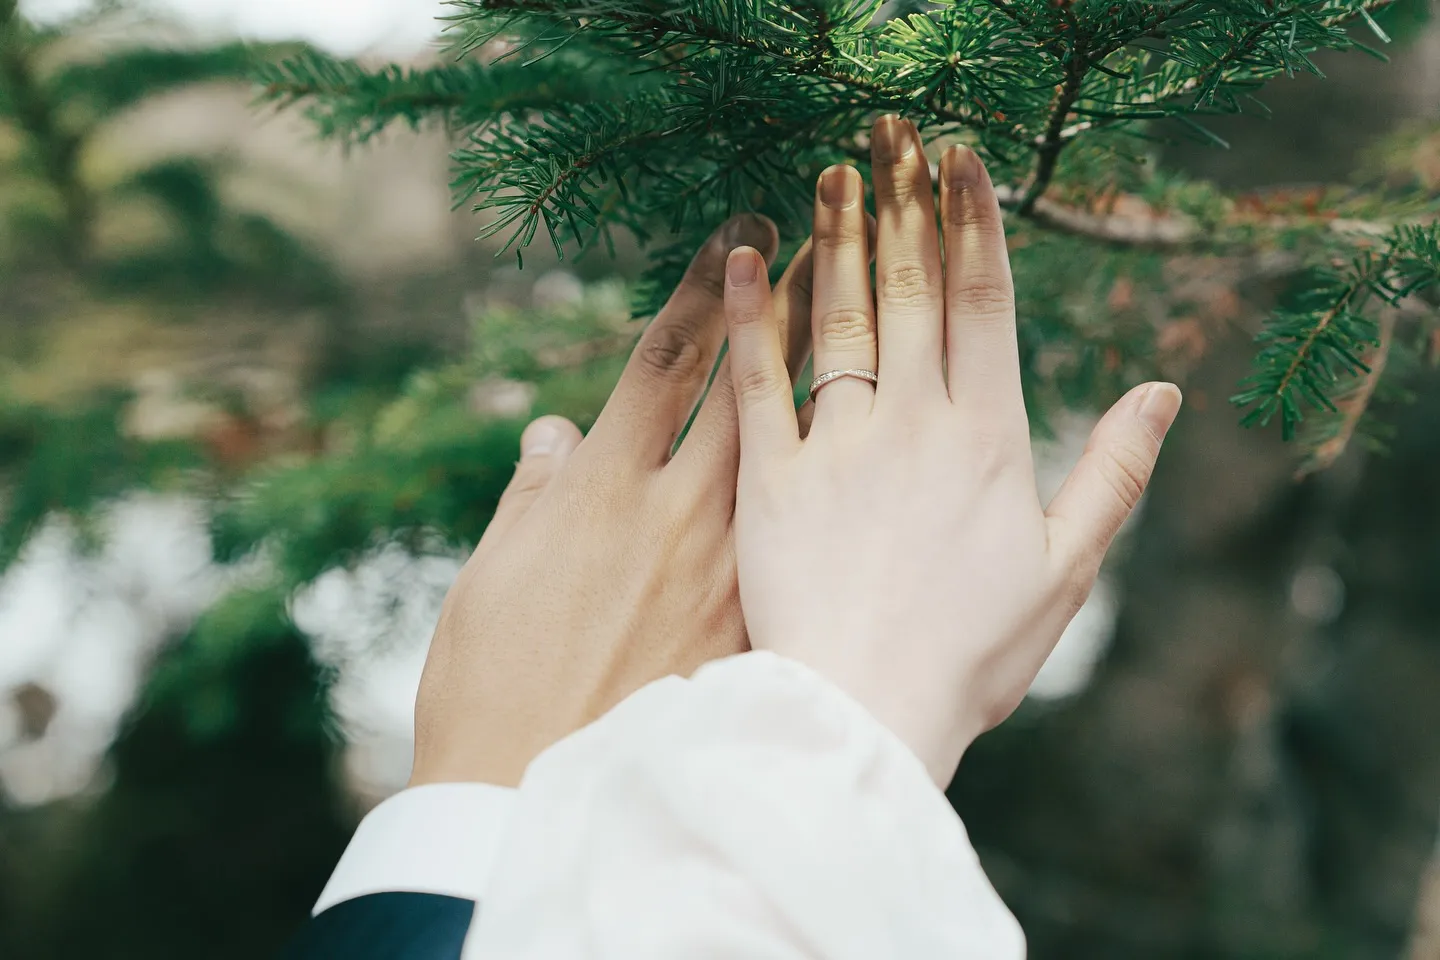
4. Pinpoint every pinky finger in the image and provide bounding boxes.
[726,247,800,459]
